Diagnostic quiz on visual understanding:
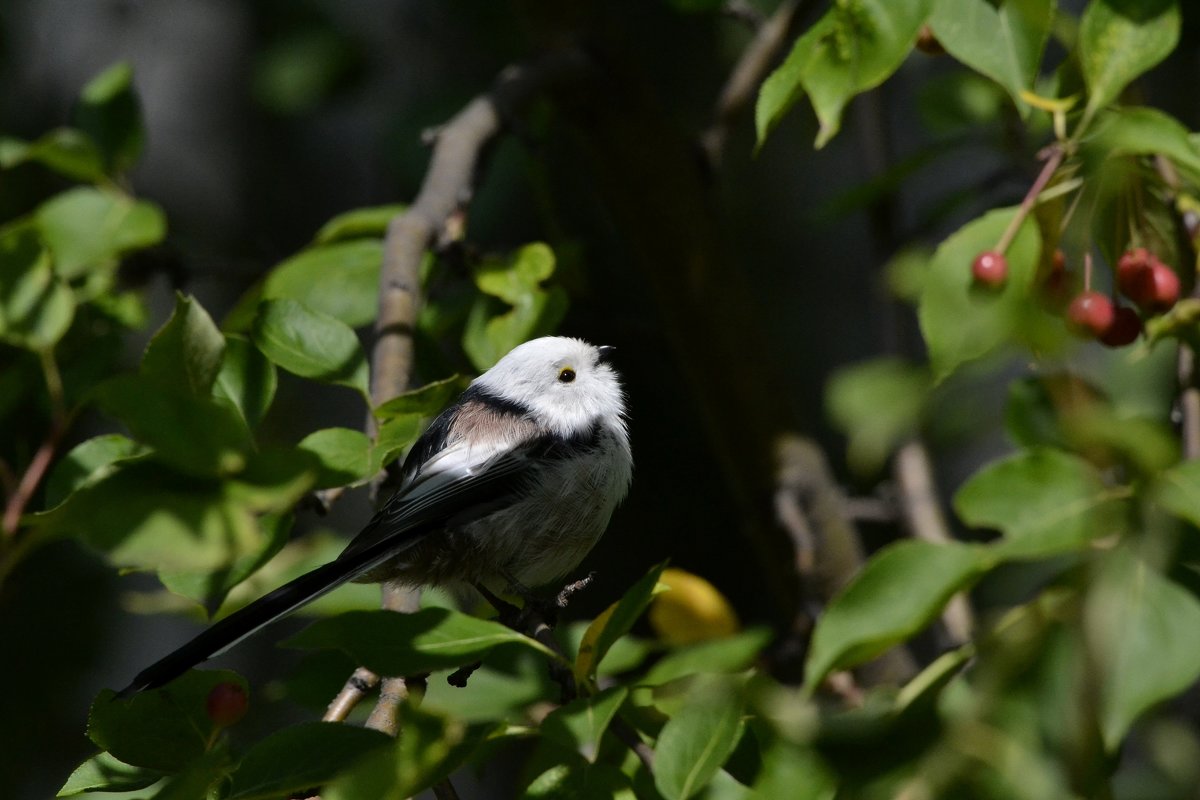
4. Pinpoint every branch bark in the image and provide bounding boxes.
[700,0,803,167]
